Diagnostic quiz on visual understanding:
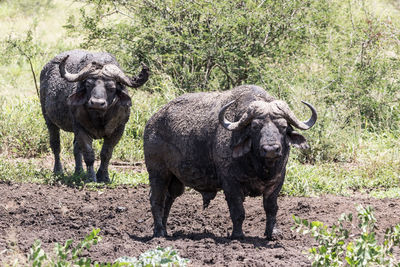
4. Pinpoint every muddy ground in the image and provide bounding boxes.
[1,182,399,266]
